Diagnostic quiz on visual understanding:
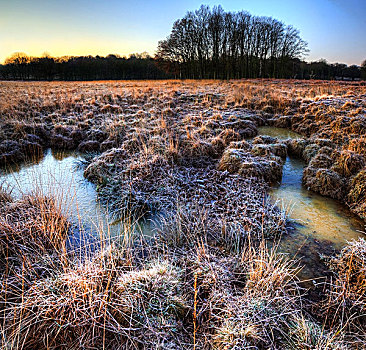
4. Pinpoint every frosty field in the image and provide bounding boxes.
[0,79,365,349]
